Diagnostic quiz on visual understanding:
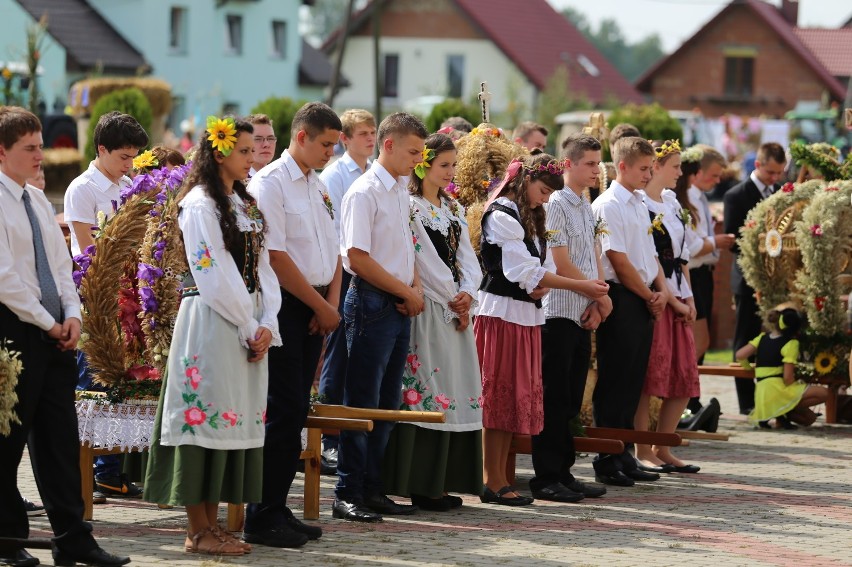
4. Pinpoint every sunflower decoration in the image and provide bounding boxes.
[648,212,665,235]
[132,150,159,172]
[813,351,838,375]
[764,229,783,258]
[206,115,237,157]
[414,147,435,180]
